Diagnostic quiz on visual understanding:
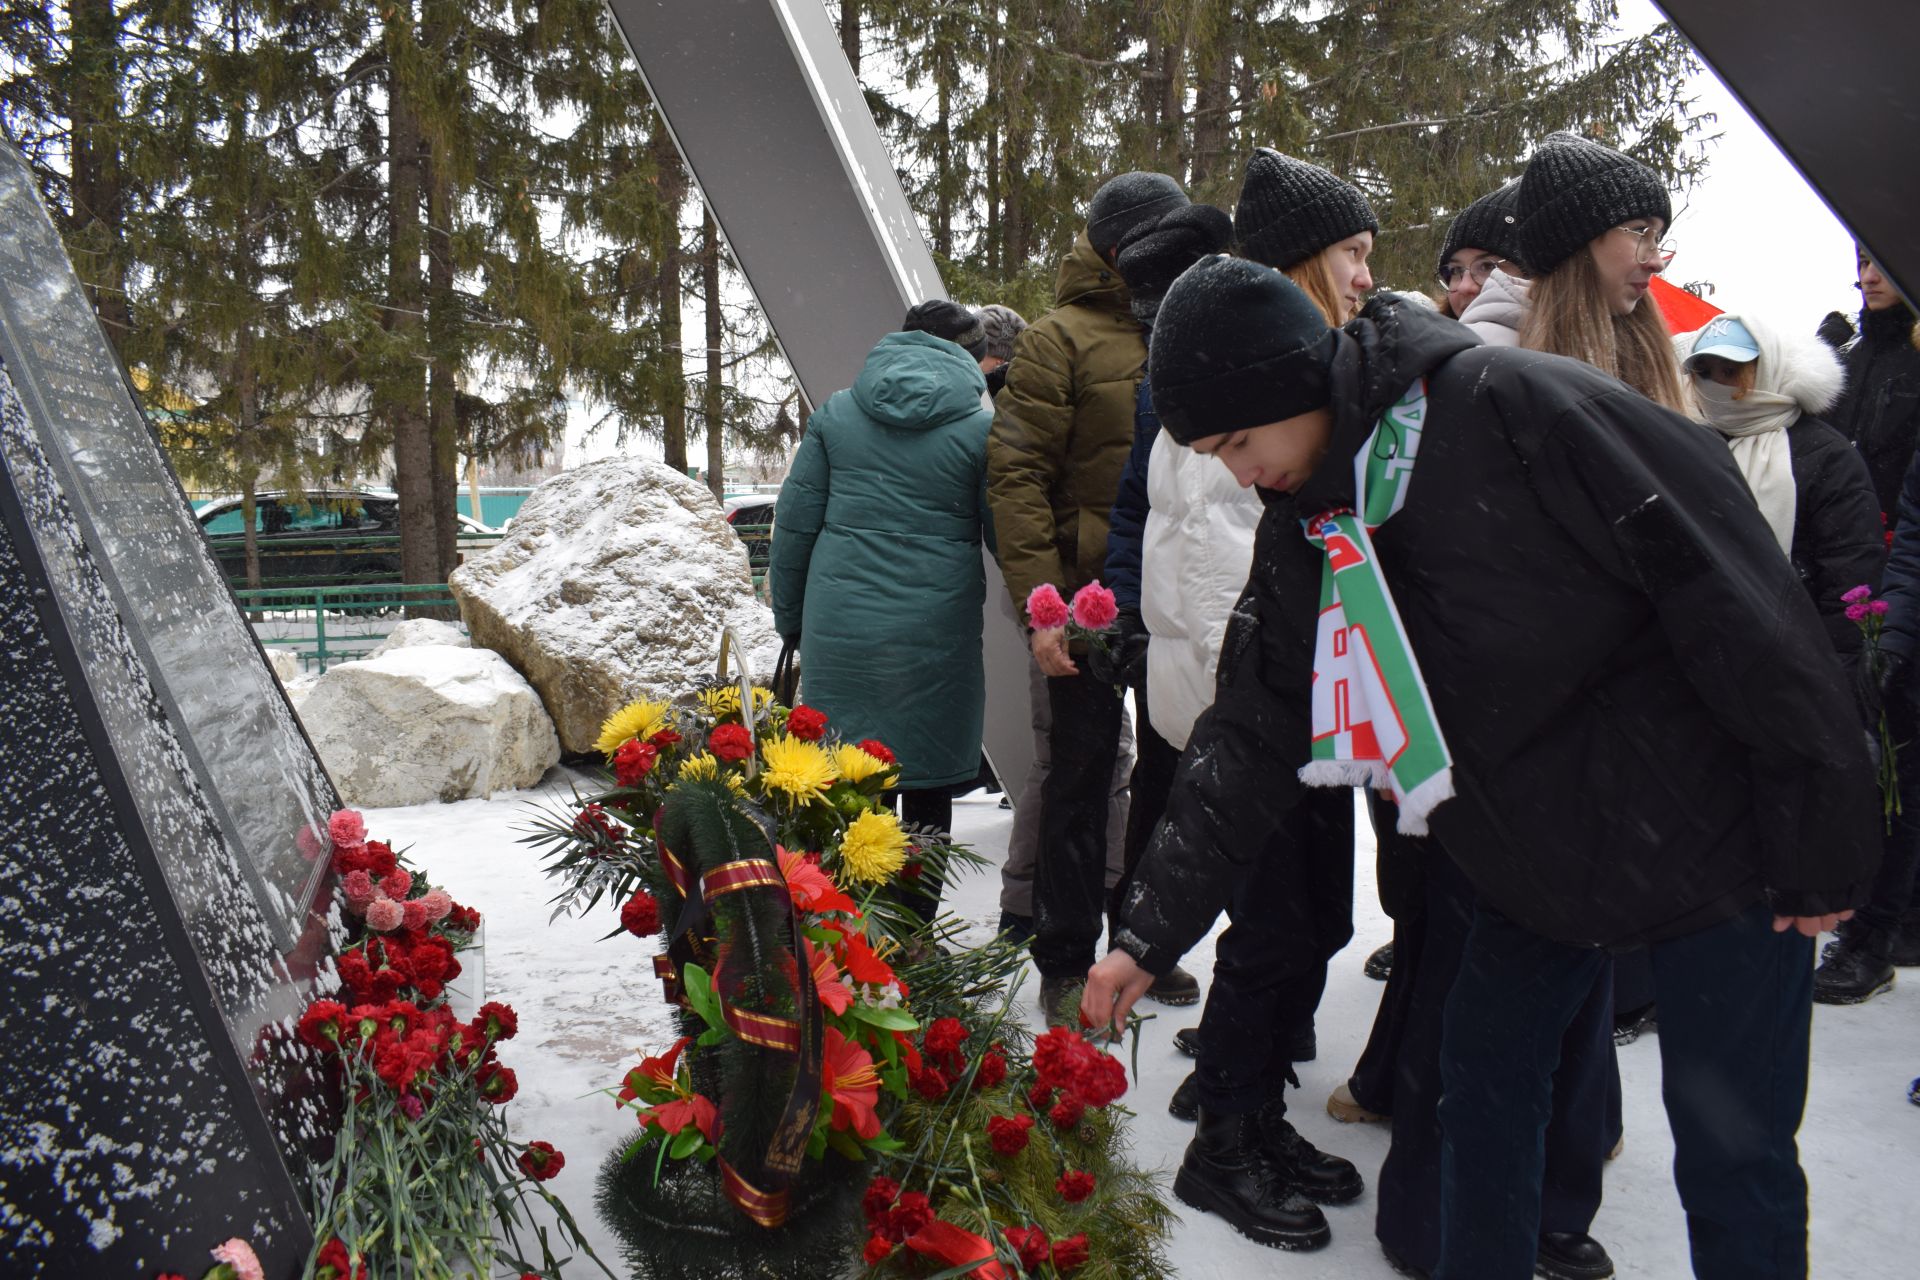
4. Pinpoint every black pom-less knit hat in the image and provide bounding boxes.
[1148,255,1337,444]
[1516,132,1672,274]
[1115,203,1235,323]
[1087,172,1189,257]
[1437,180,1527,277]
[1234,149,1378,271]
[902,299,987,359]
